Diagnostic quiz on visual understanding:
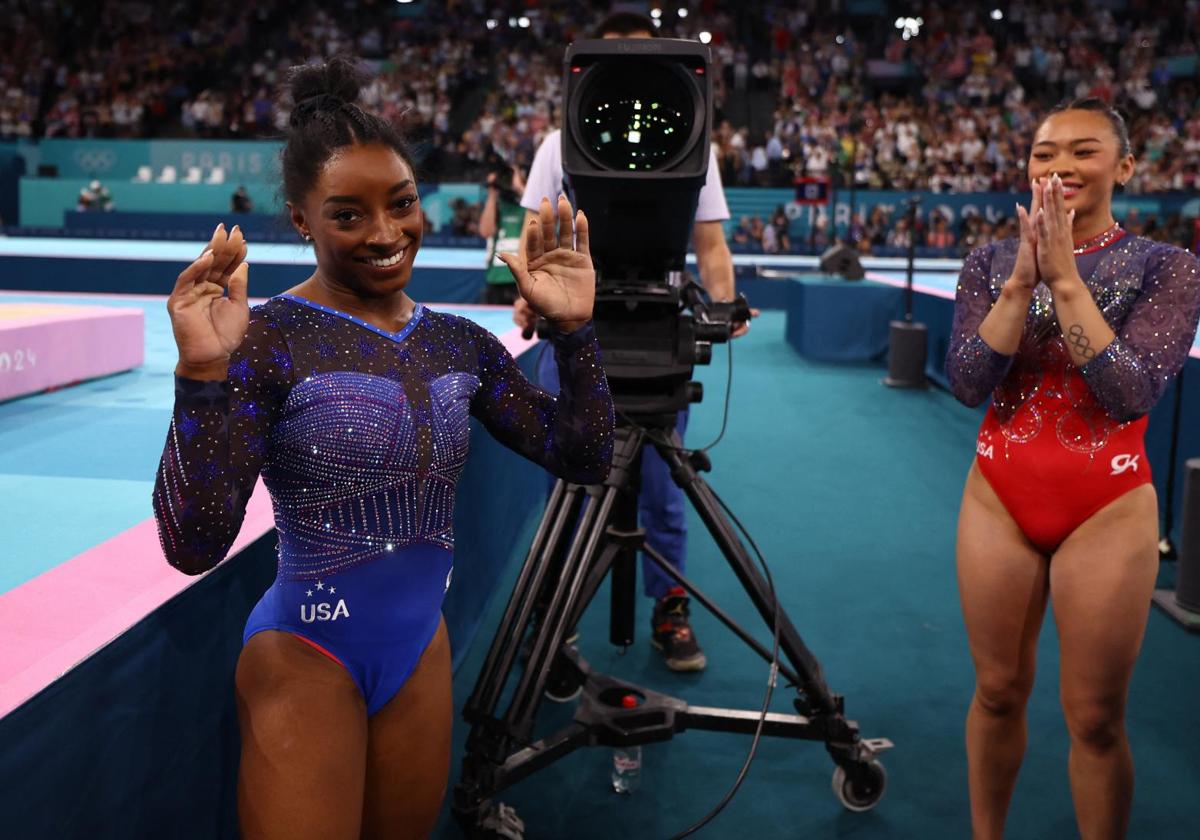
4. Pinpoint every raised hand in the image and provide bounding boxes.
[1010,177,1044,292]
[167,223,250,377]
[499,196,594,333]
[1034,173,1079,289]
